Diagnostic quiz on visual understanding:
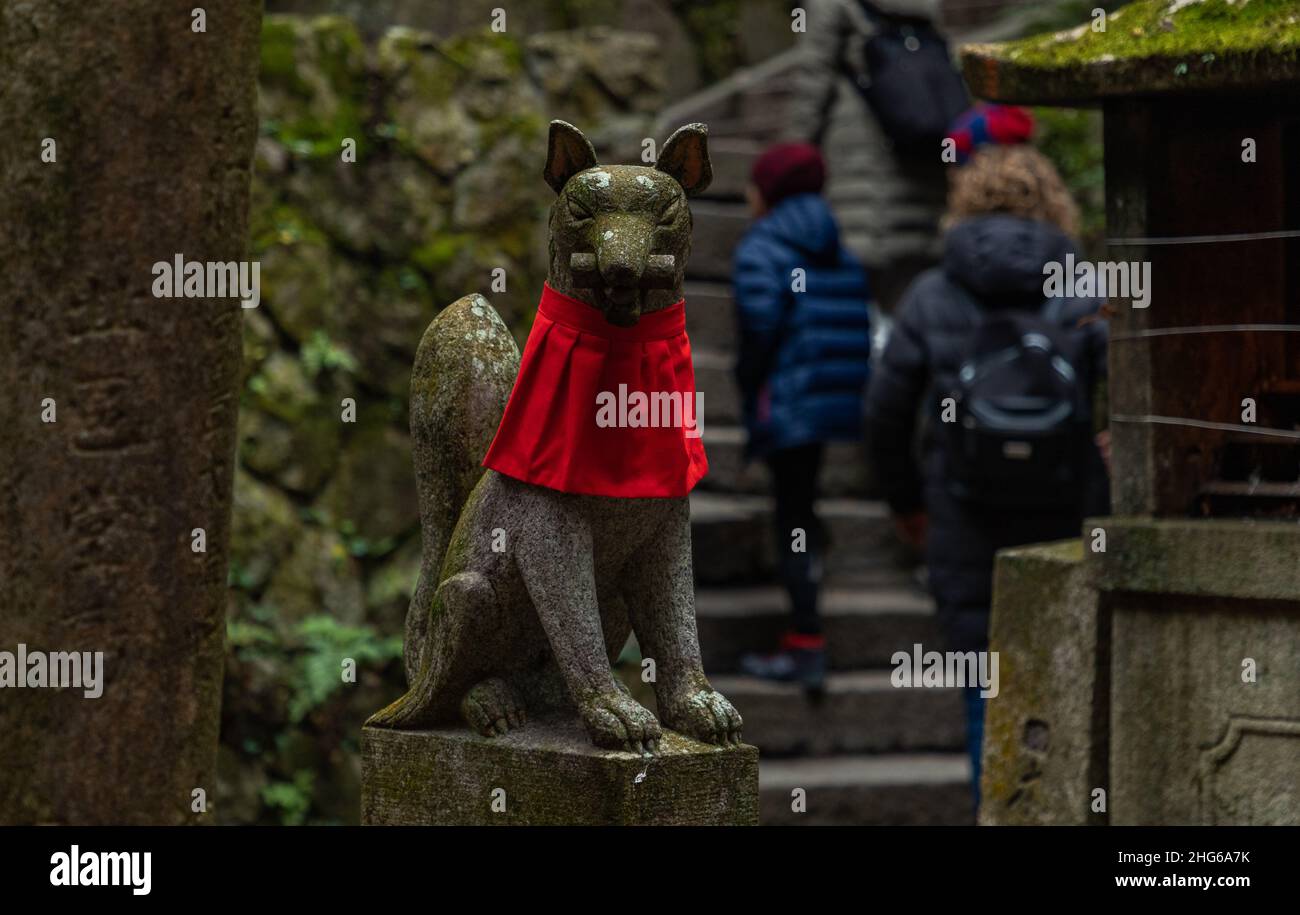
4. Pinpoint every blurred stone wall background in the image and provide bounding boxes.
[266,0,801,98]
[222,13,667,824]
